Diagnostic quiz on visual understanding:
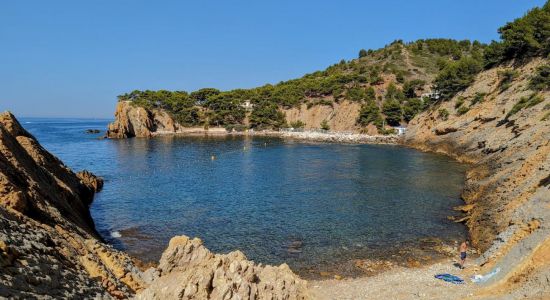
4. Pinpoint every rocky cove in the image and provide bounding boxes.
[107,58,549,298]
[0,24,549,300]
